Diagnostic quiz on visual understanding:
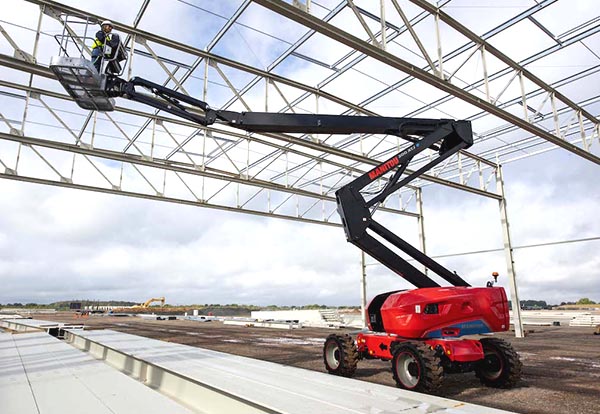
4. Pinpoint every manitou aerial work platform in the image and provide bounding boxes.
[50,40,522,394]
